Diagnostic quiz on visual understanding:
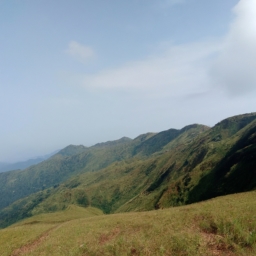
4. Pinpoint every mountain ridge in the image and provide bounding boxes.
[0,112,256,228]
